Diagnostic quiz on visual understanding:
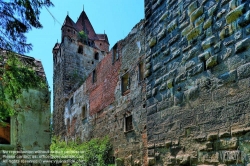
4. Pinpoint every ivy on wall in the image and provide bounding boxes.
[50,136,113,166]
[0,51,47,124]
